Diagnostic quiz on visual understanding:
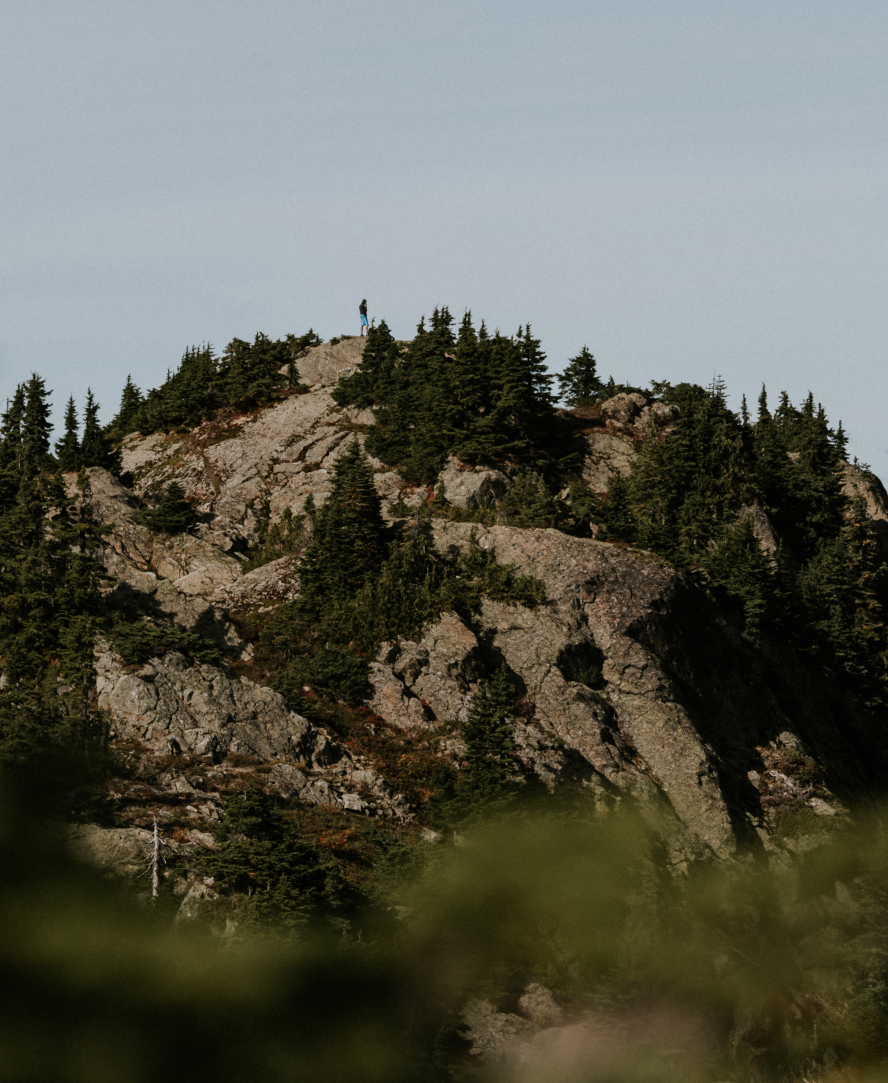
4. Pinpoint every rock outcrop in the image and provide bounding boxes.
[366,521,866,859]
[96,648,342,766]
[573,392,677,493]
[65,341,886,882]
[437,456,513,509]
